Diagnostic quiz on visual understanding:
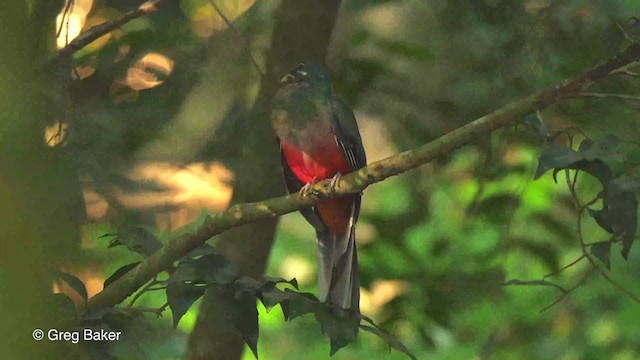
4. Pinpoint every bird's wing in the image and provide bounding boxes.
[330,96,367,172]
